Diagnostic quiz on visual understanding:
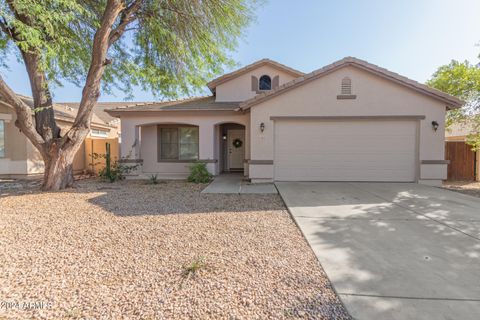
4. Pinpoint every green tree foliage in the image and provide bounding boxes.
[427,60,480,150]
[0,0,258,190]
[1,0,256,97]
